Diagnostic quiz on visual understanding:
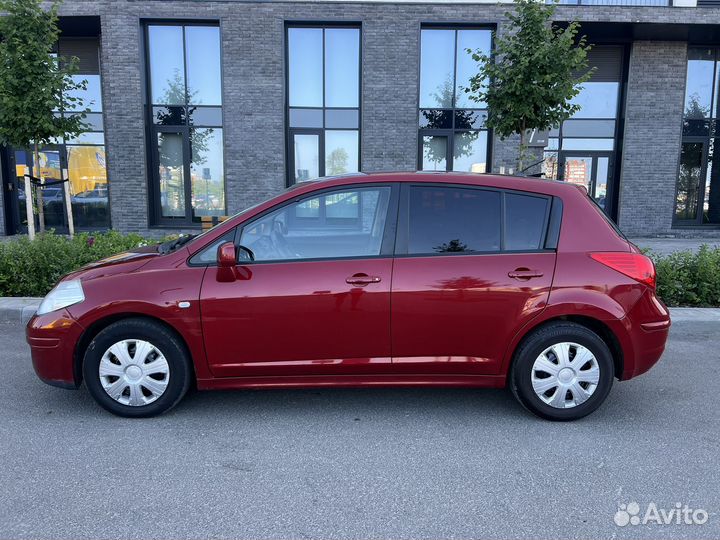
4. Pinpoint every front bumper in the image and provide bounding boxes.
[26,309,85,389]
